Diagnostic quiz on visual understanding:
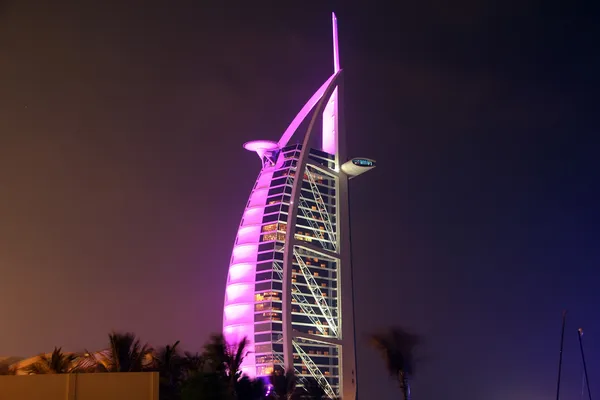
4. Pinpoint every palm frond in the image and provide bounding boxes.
[182,351,204,378]
[24,347,77,374]
[101,332,154,372]
[370,327,421,377]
